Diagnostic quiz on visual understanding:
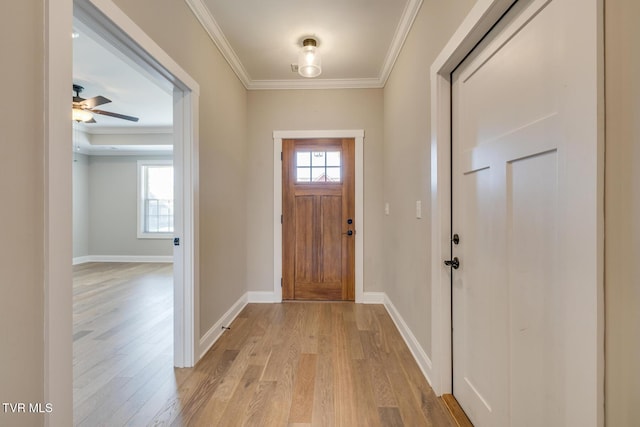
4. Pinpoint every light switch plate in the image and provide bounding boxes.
[416,200,422,219]
[384,203,390,215]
